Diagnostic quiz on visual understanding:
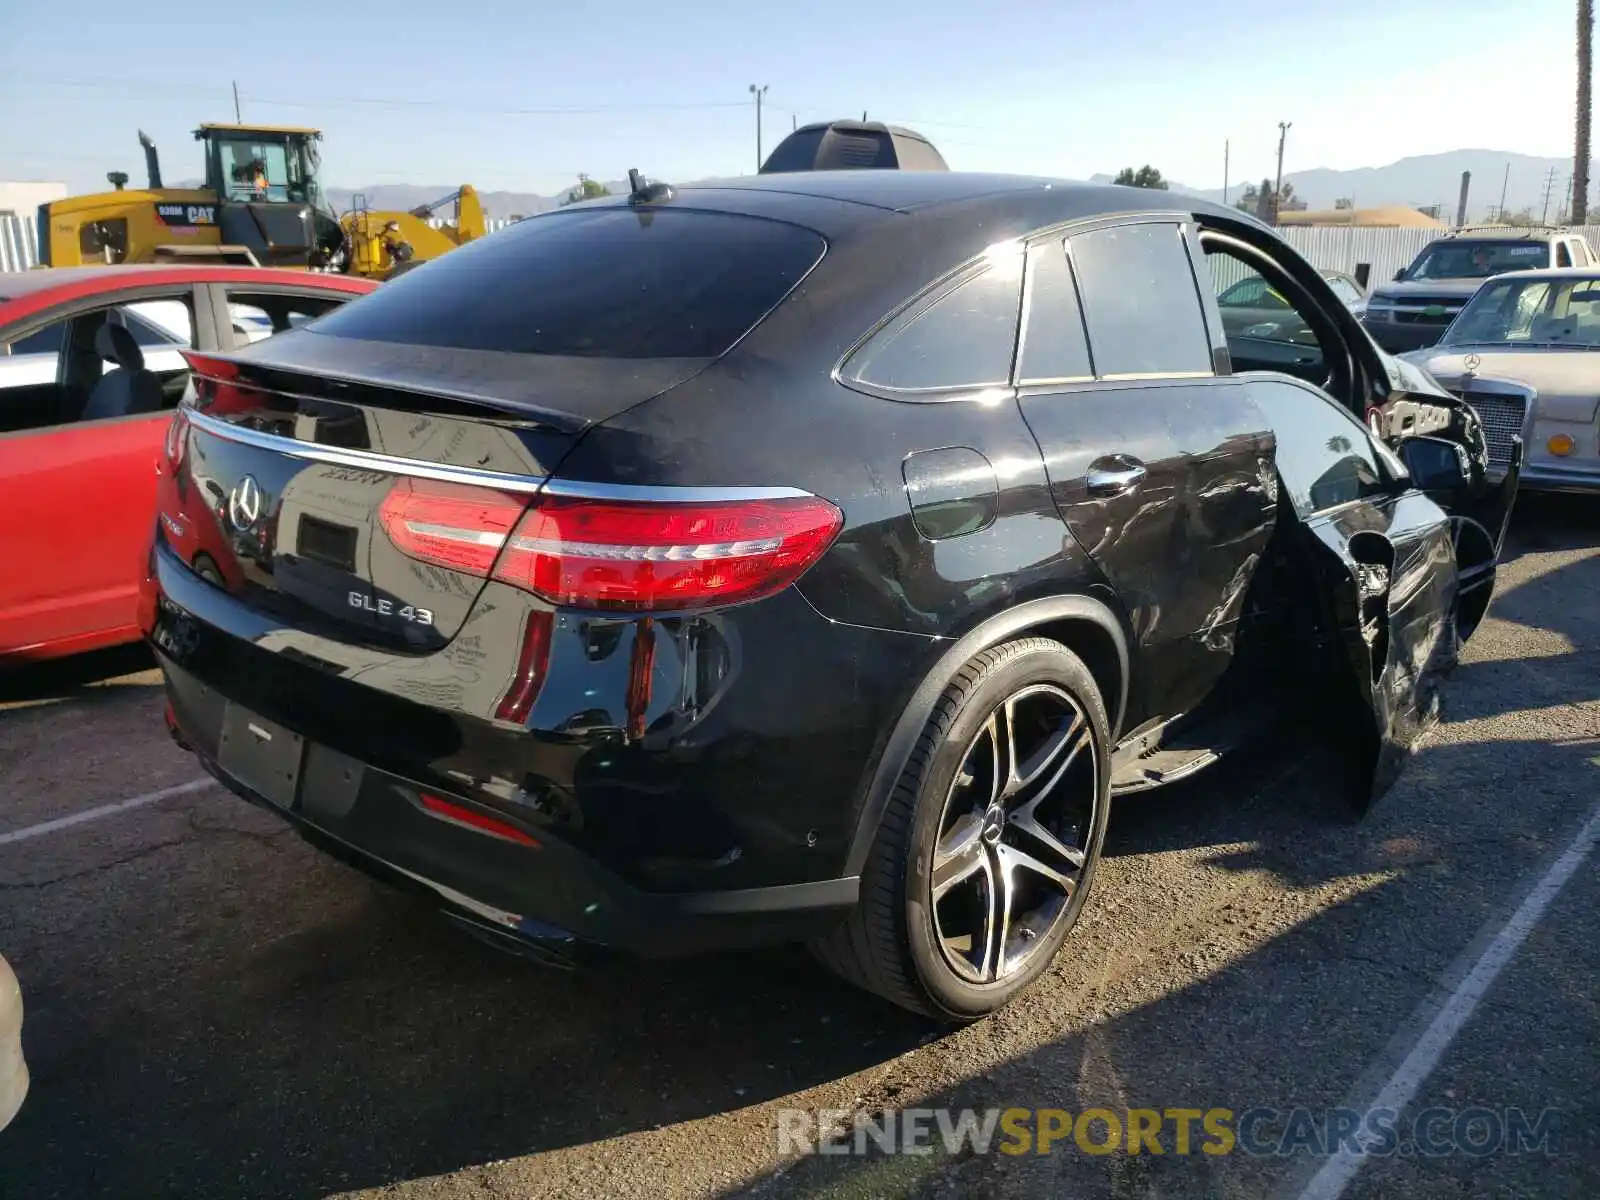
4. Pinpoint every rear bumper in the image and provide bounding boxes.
[141,531,937,959]
[162,650,860,959]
